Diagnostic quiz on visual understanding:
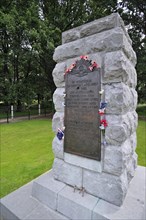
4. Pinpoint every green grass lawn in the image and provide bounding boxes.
[0,118,146,198]
[136,120,146,167]
[0,119,55,198]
